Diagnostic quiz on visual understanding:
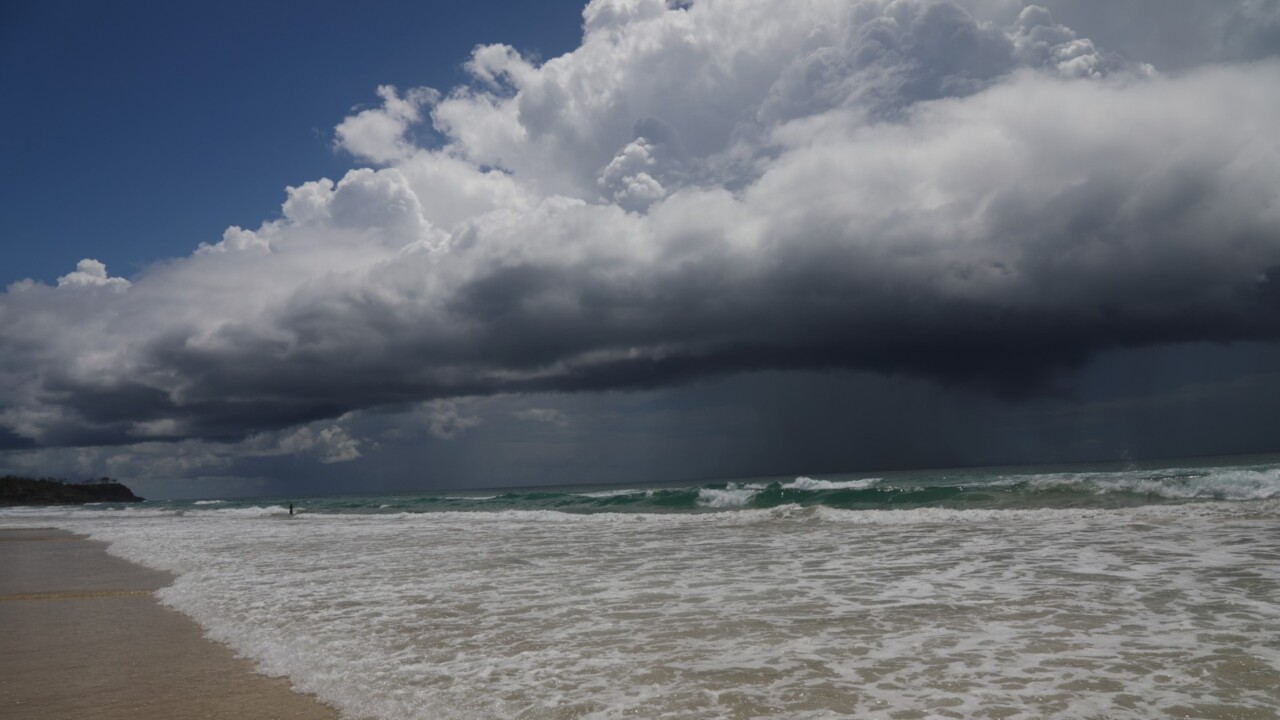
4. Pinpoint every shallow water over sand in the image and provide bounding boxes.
[6,492,1279,719]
